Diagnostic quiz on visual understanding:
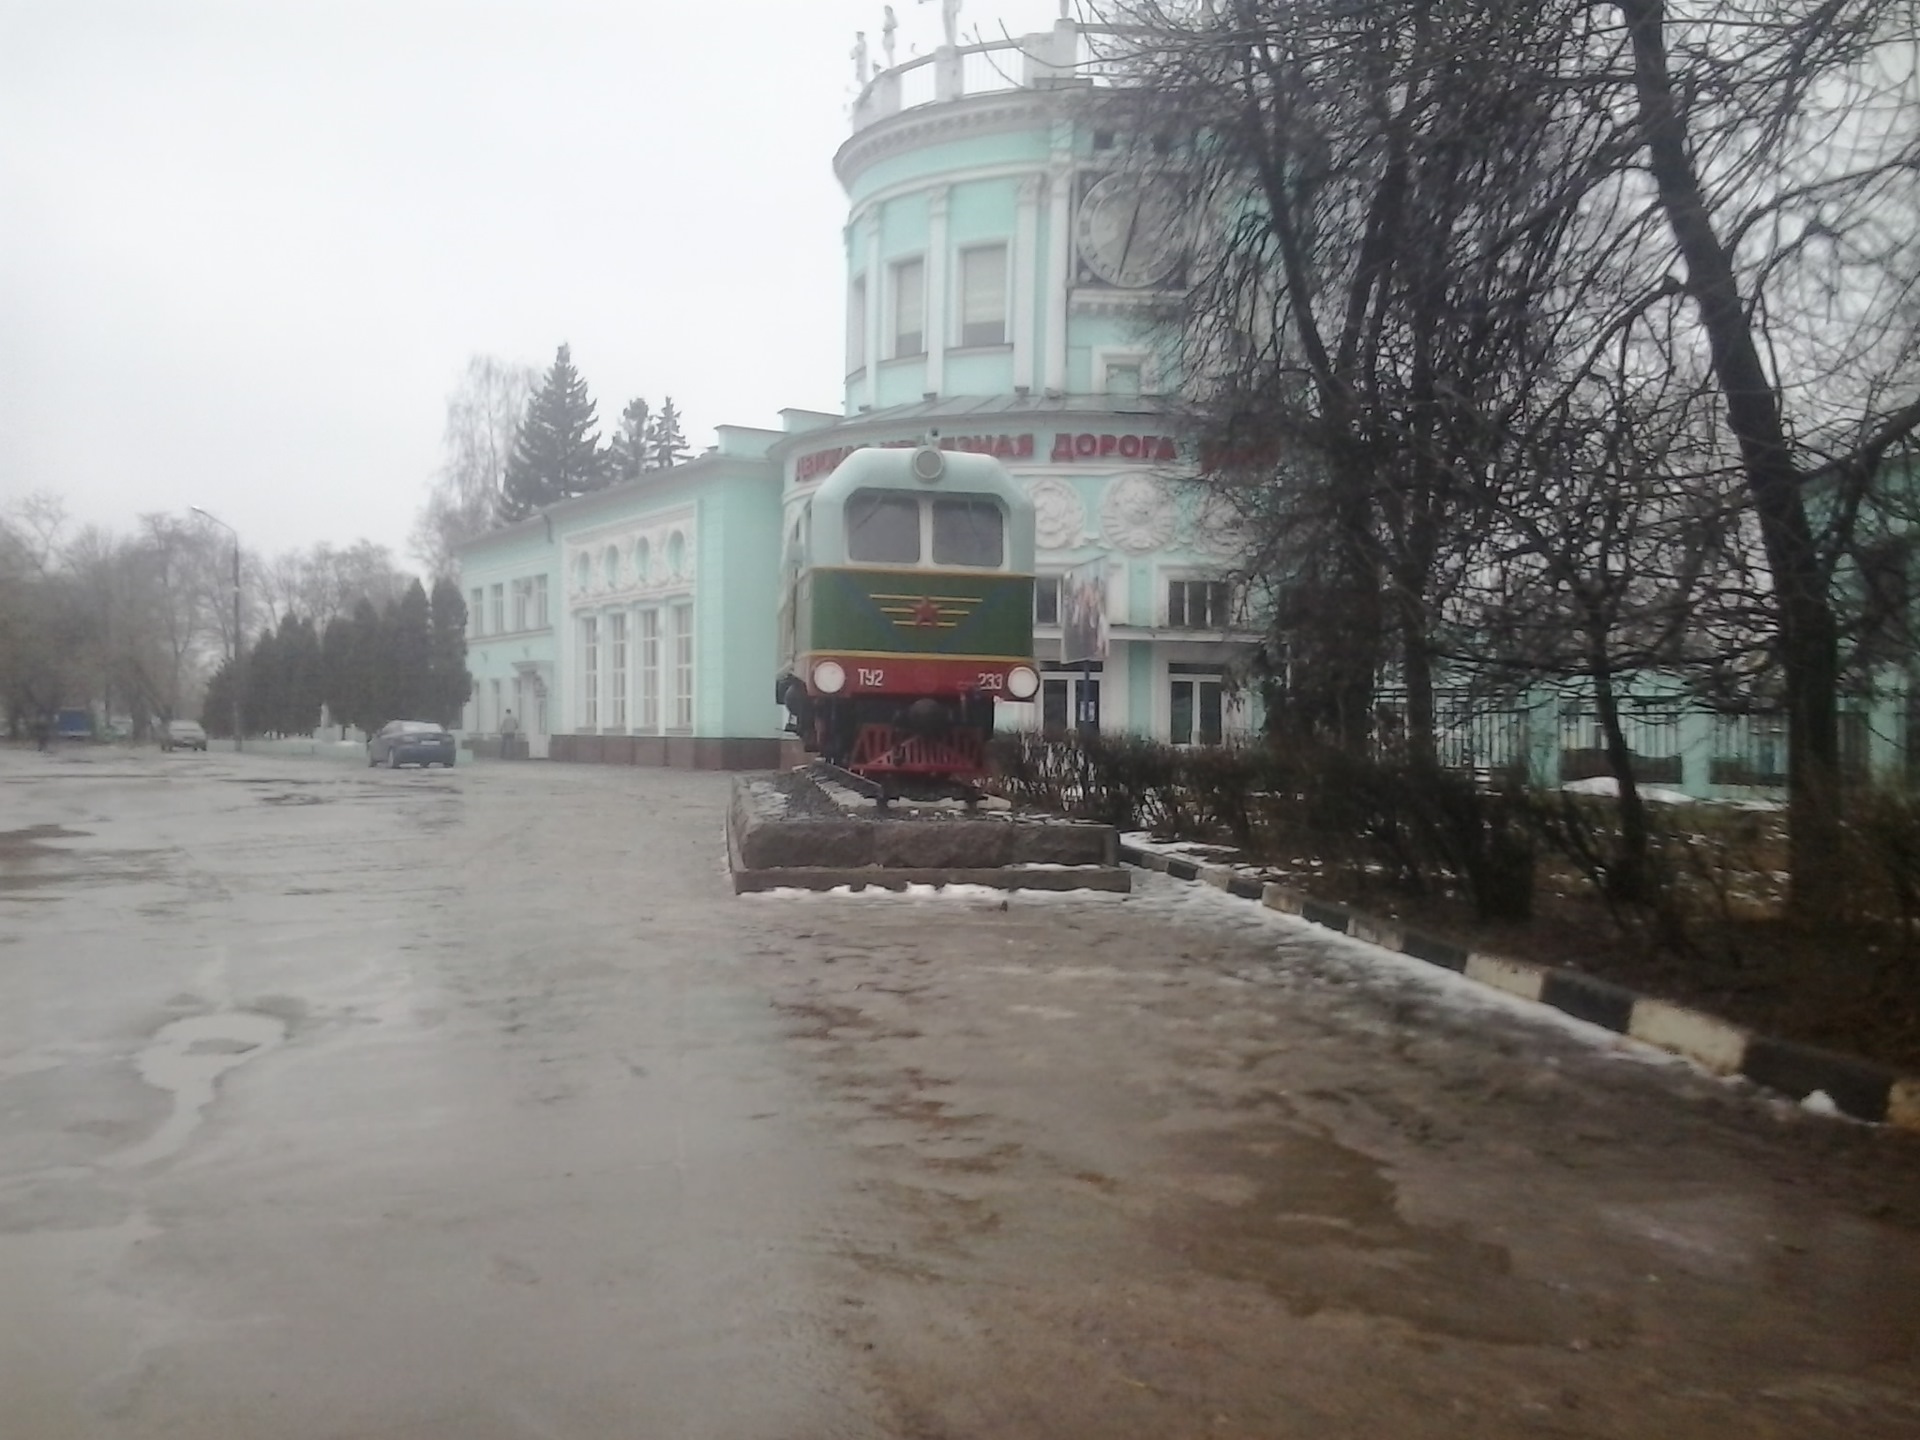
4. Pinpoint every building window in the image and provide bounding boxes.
[634,538,651,585]
[671,604,694,730]
[846,491,921,563]
[605,545,621,589]
[931,496,1004,568]
[958,245,1008,347]
[1041,666,1101,736]
[1105,363,1142,398]
[533,679,548,736]
[532,574,549,628]
[608,612,628,730]
[1167,578,1232,629]
[470,587,484,637]
[579,616,599,730]
[490,583,505,635]
[891,257,925,358]
[489,678,503,733]
[1171,675,1224,746]
[637,608,661,733]
[1034,575,1060,626]
[667,530,686,579]
[511,579,529,632]
[848,273,867,372]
